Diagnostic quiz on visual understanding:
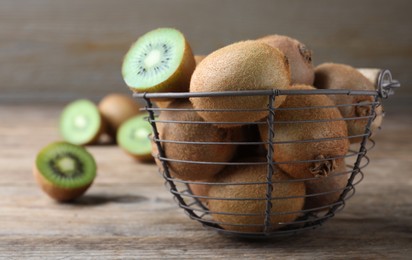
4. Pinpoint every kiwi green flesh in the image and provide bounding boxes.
[60,99,101,145]
[122,28,185,91]
[35,142,96,189]
[117,114,153,156]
